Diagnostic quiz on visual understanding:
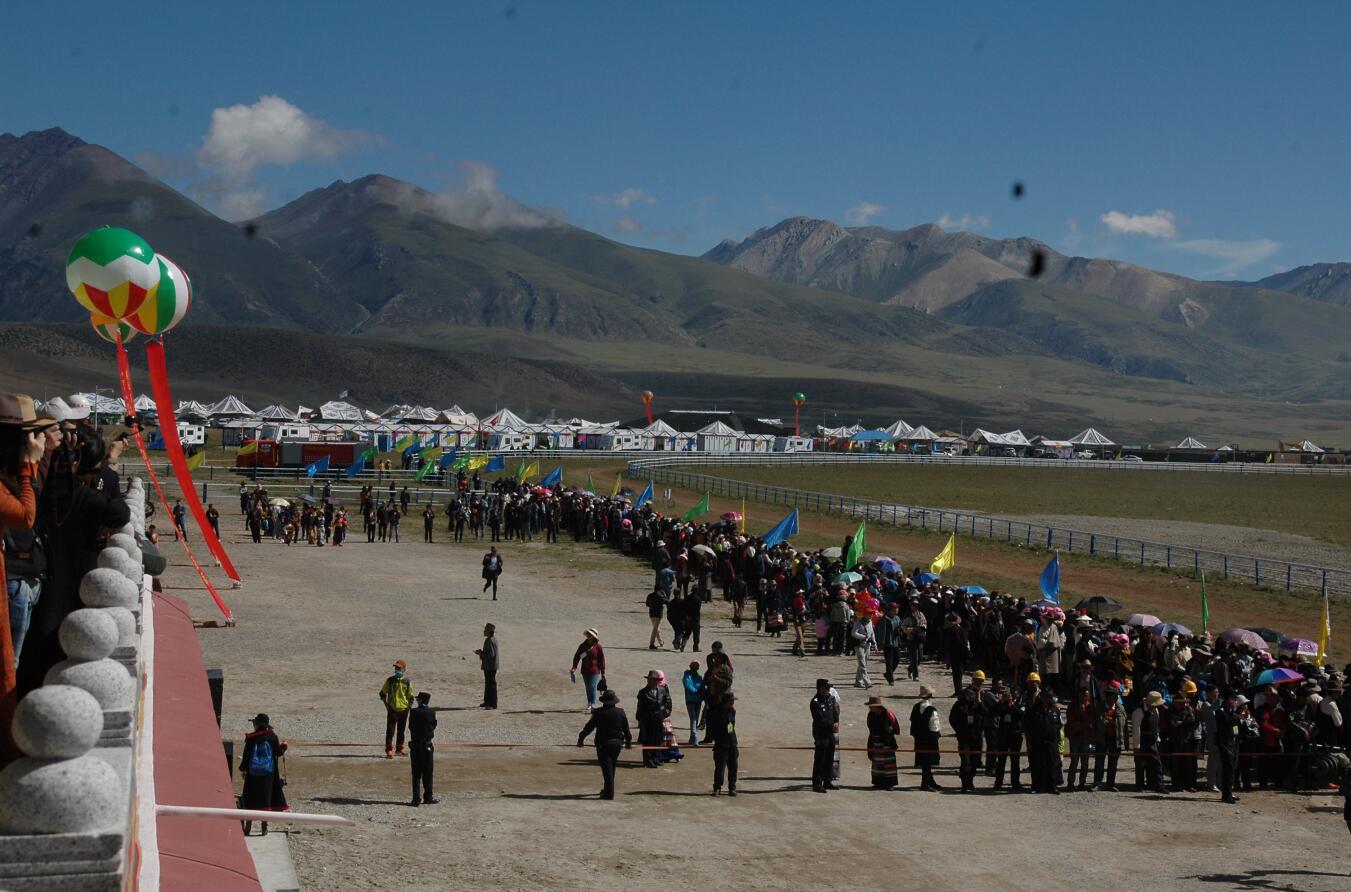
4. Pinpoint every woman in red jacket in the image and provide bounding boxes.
[0,396,43,764]
[1256,687,1288,790]
[1065,689,1095,791]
